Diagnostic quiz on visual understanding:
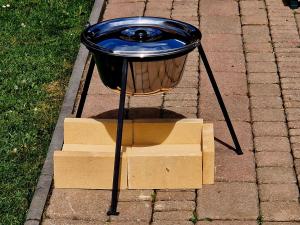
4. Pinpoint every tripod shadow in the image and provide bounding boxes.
[90,107,238,151]
[214,137,238,154]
